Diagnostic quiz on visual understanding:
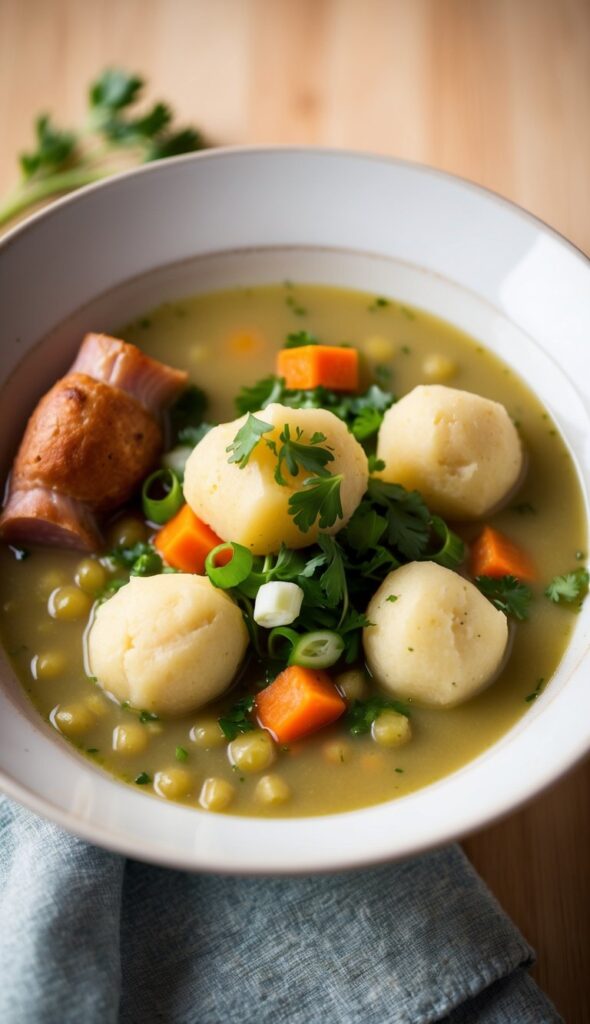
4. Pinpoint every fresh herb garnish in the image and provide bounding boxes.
[288,474,344,532]
[267,424,334,485]
[0,69,206,228]
[284,330,318,349]
[346,697,409,735]
[226,413,273,469]
[134,772,152,785]
[218,695,256,740]
[386,595,398,603]
[545,569,589,605]
[175,746,188,762]
[367,480,432,560]
[368,455,386,474]
[367,296,389,312]
[475,575,533,620]
[169,385,208,444]
[139,710,159,723]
